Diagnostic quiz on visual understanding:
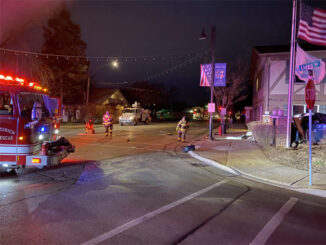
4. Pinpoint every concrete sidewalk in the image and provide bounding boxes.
[189,123,326,198]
